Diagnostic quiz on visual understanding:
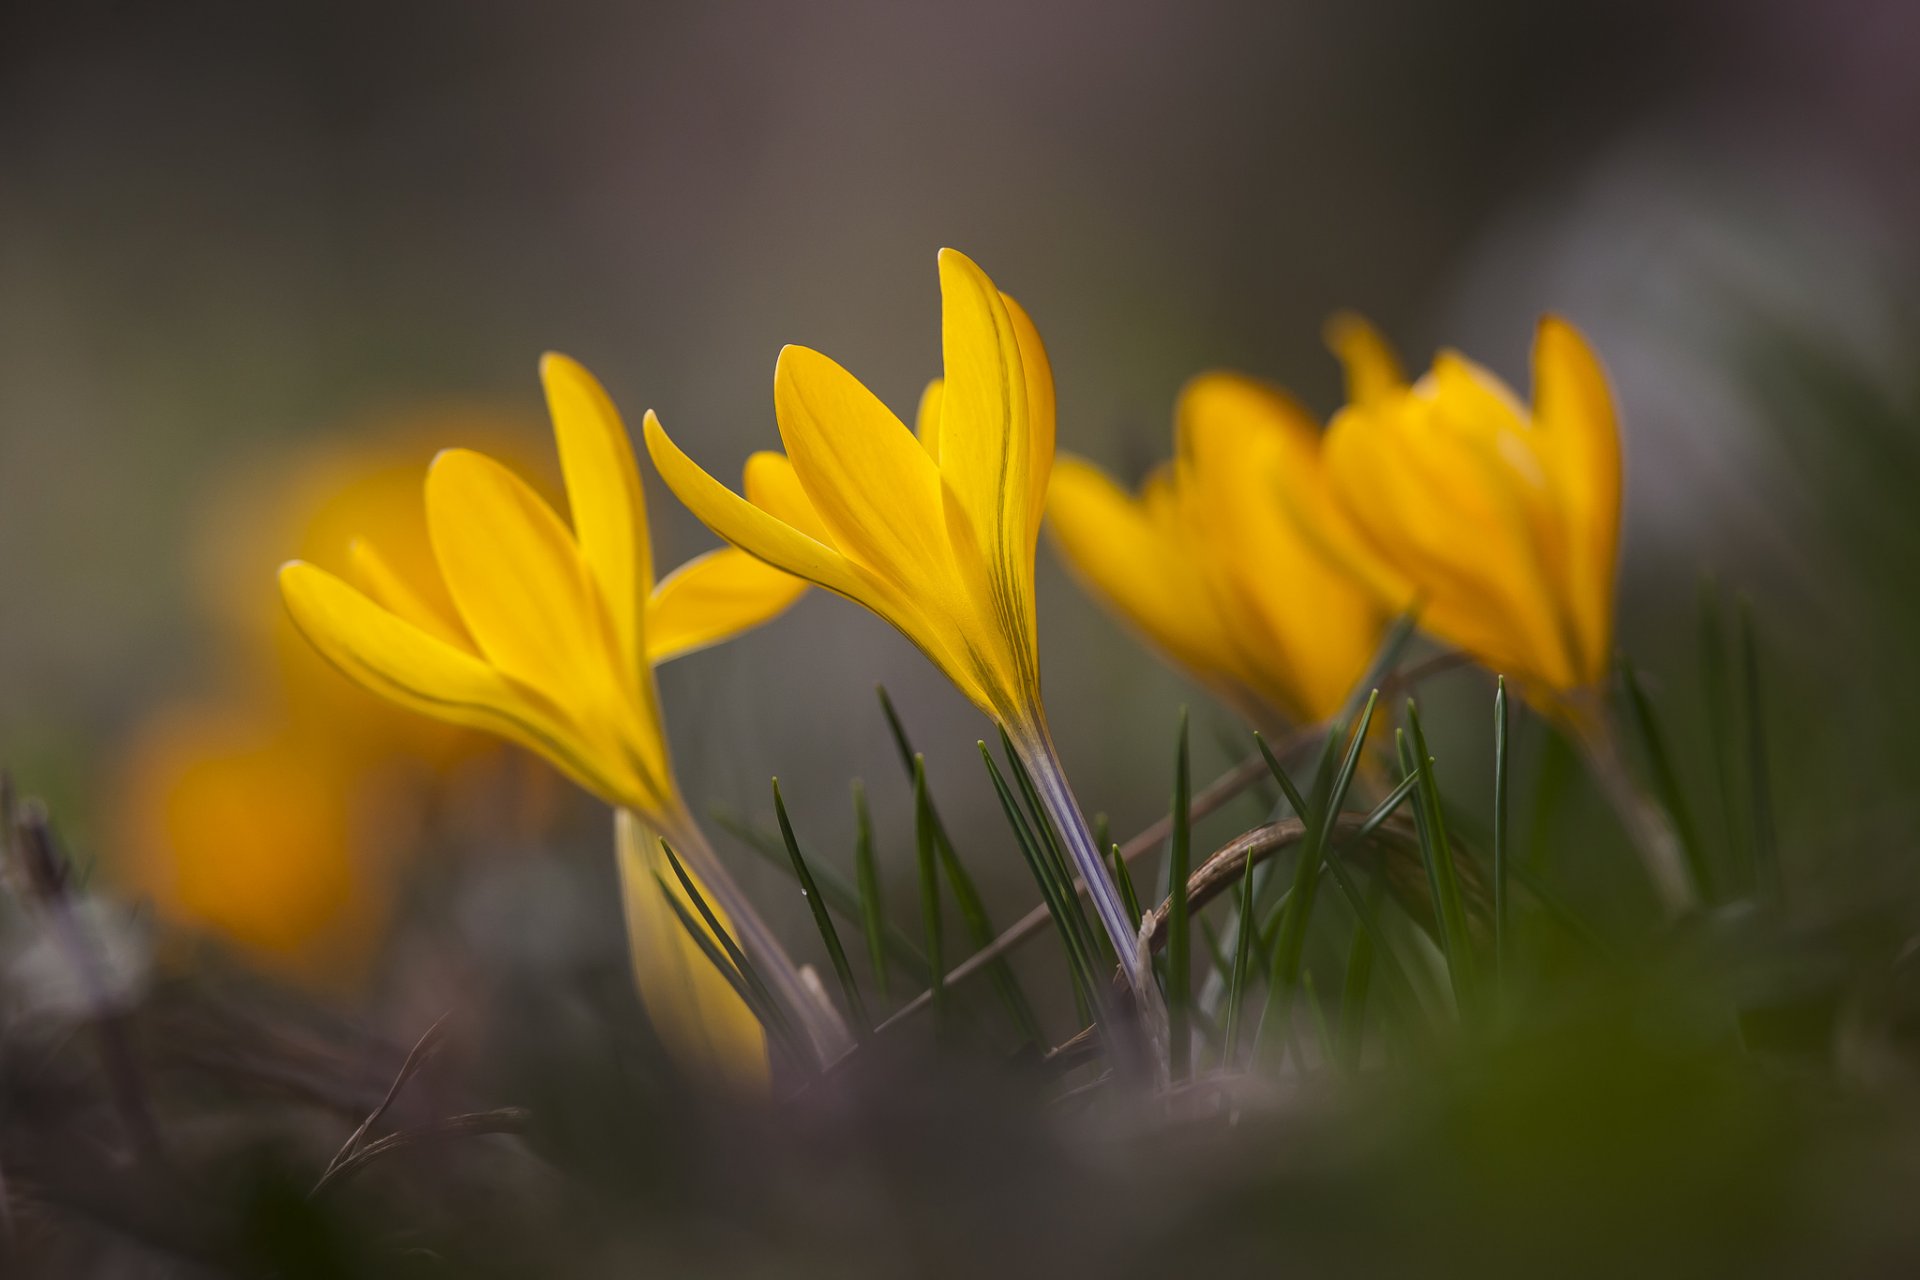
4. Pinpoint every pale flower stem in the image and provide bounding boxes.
[1576,722,1698,919]
[1009,727,1172,1048]
[620,808,854,1068]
